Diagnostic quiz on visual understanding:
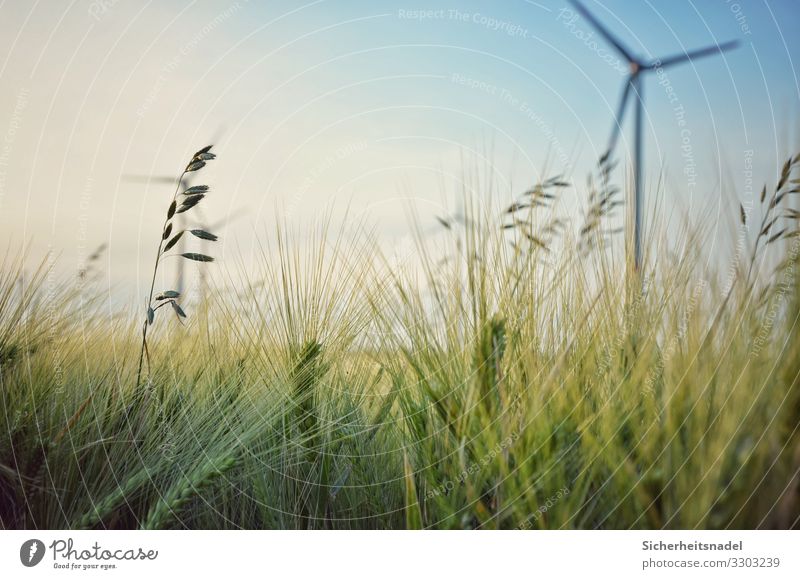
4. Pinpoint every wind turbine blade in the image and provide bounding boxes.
[121,174,179,185]
[208,207,248,230]
[209,124,227,146]
[647,40,739,70]
[605,77,634,158]
[567,0,636,63]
